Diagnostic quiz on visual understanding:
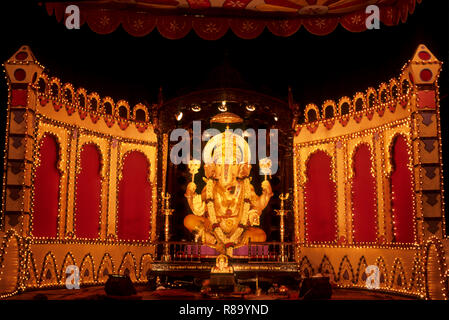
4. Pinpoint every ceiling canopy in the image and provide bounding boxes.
[45,0,421,39]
